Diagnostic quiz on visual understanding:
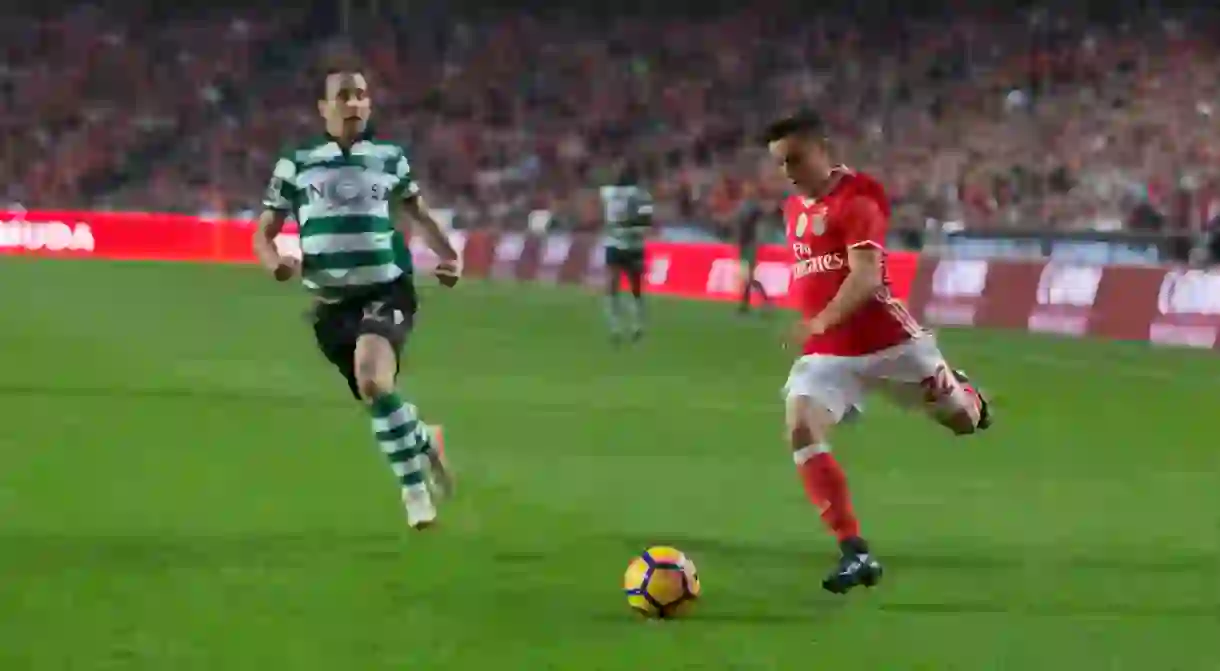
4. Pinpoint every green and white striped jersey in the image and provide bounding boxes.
[599,184,653,251]
[263,136,419,300]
